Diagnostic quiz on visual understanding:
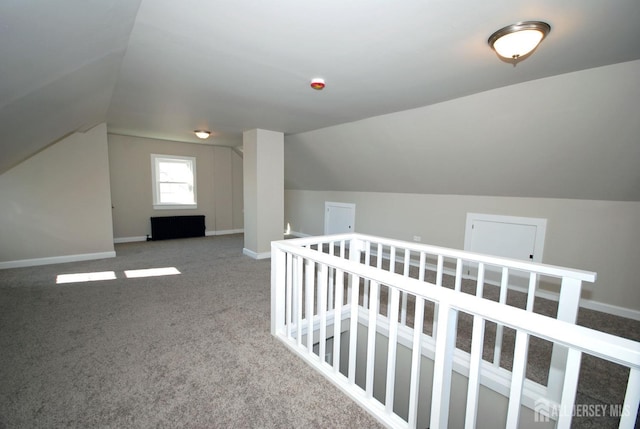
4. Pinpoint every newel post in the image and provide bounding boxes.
[271,242,287,336]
